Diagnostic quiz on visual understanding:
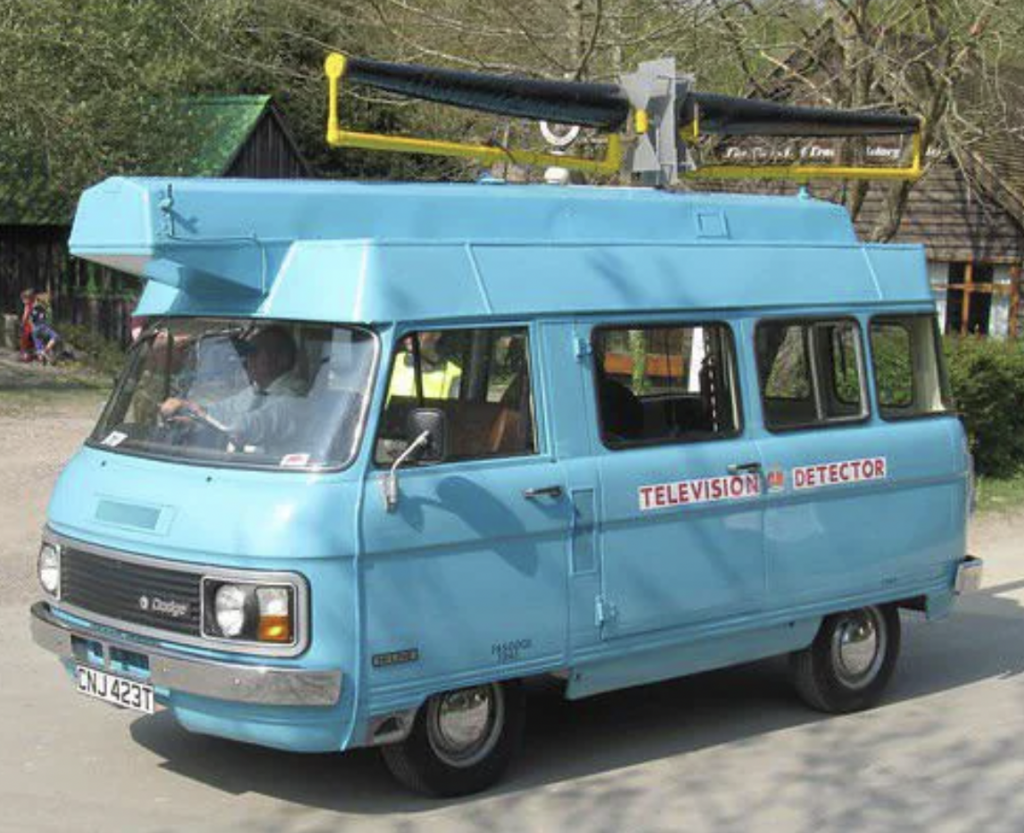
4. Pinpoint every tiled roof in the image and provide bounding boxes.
[962,132,1024,224]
